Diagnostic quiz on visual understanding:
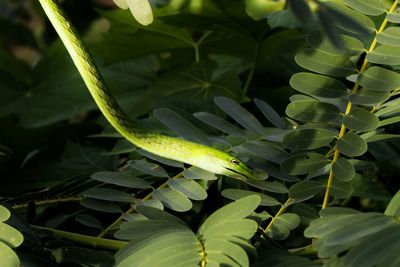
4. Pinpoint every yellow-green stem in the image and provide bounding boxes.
[322,0,398,209]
